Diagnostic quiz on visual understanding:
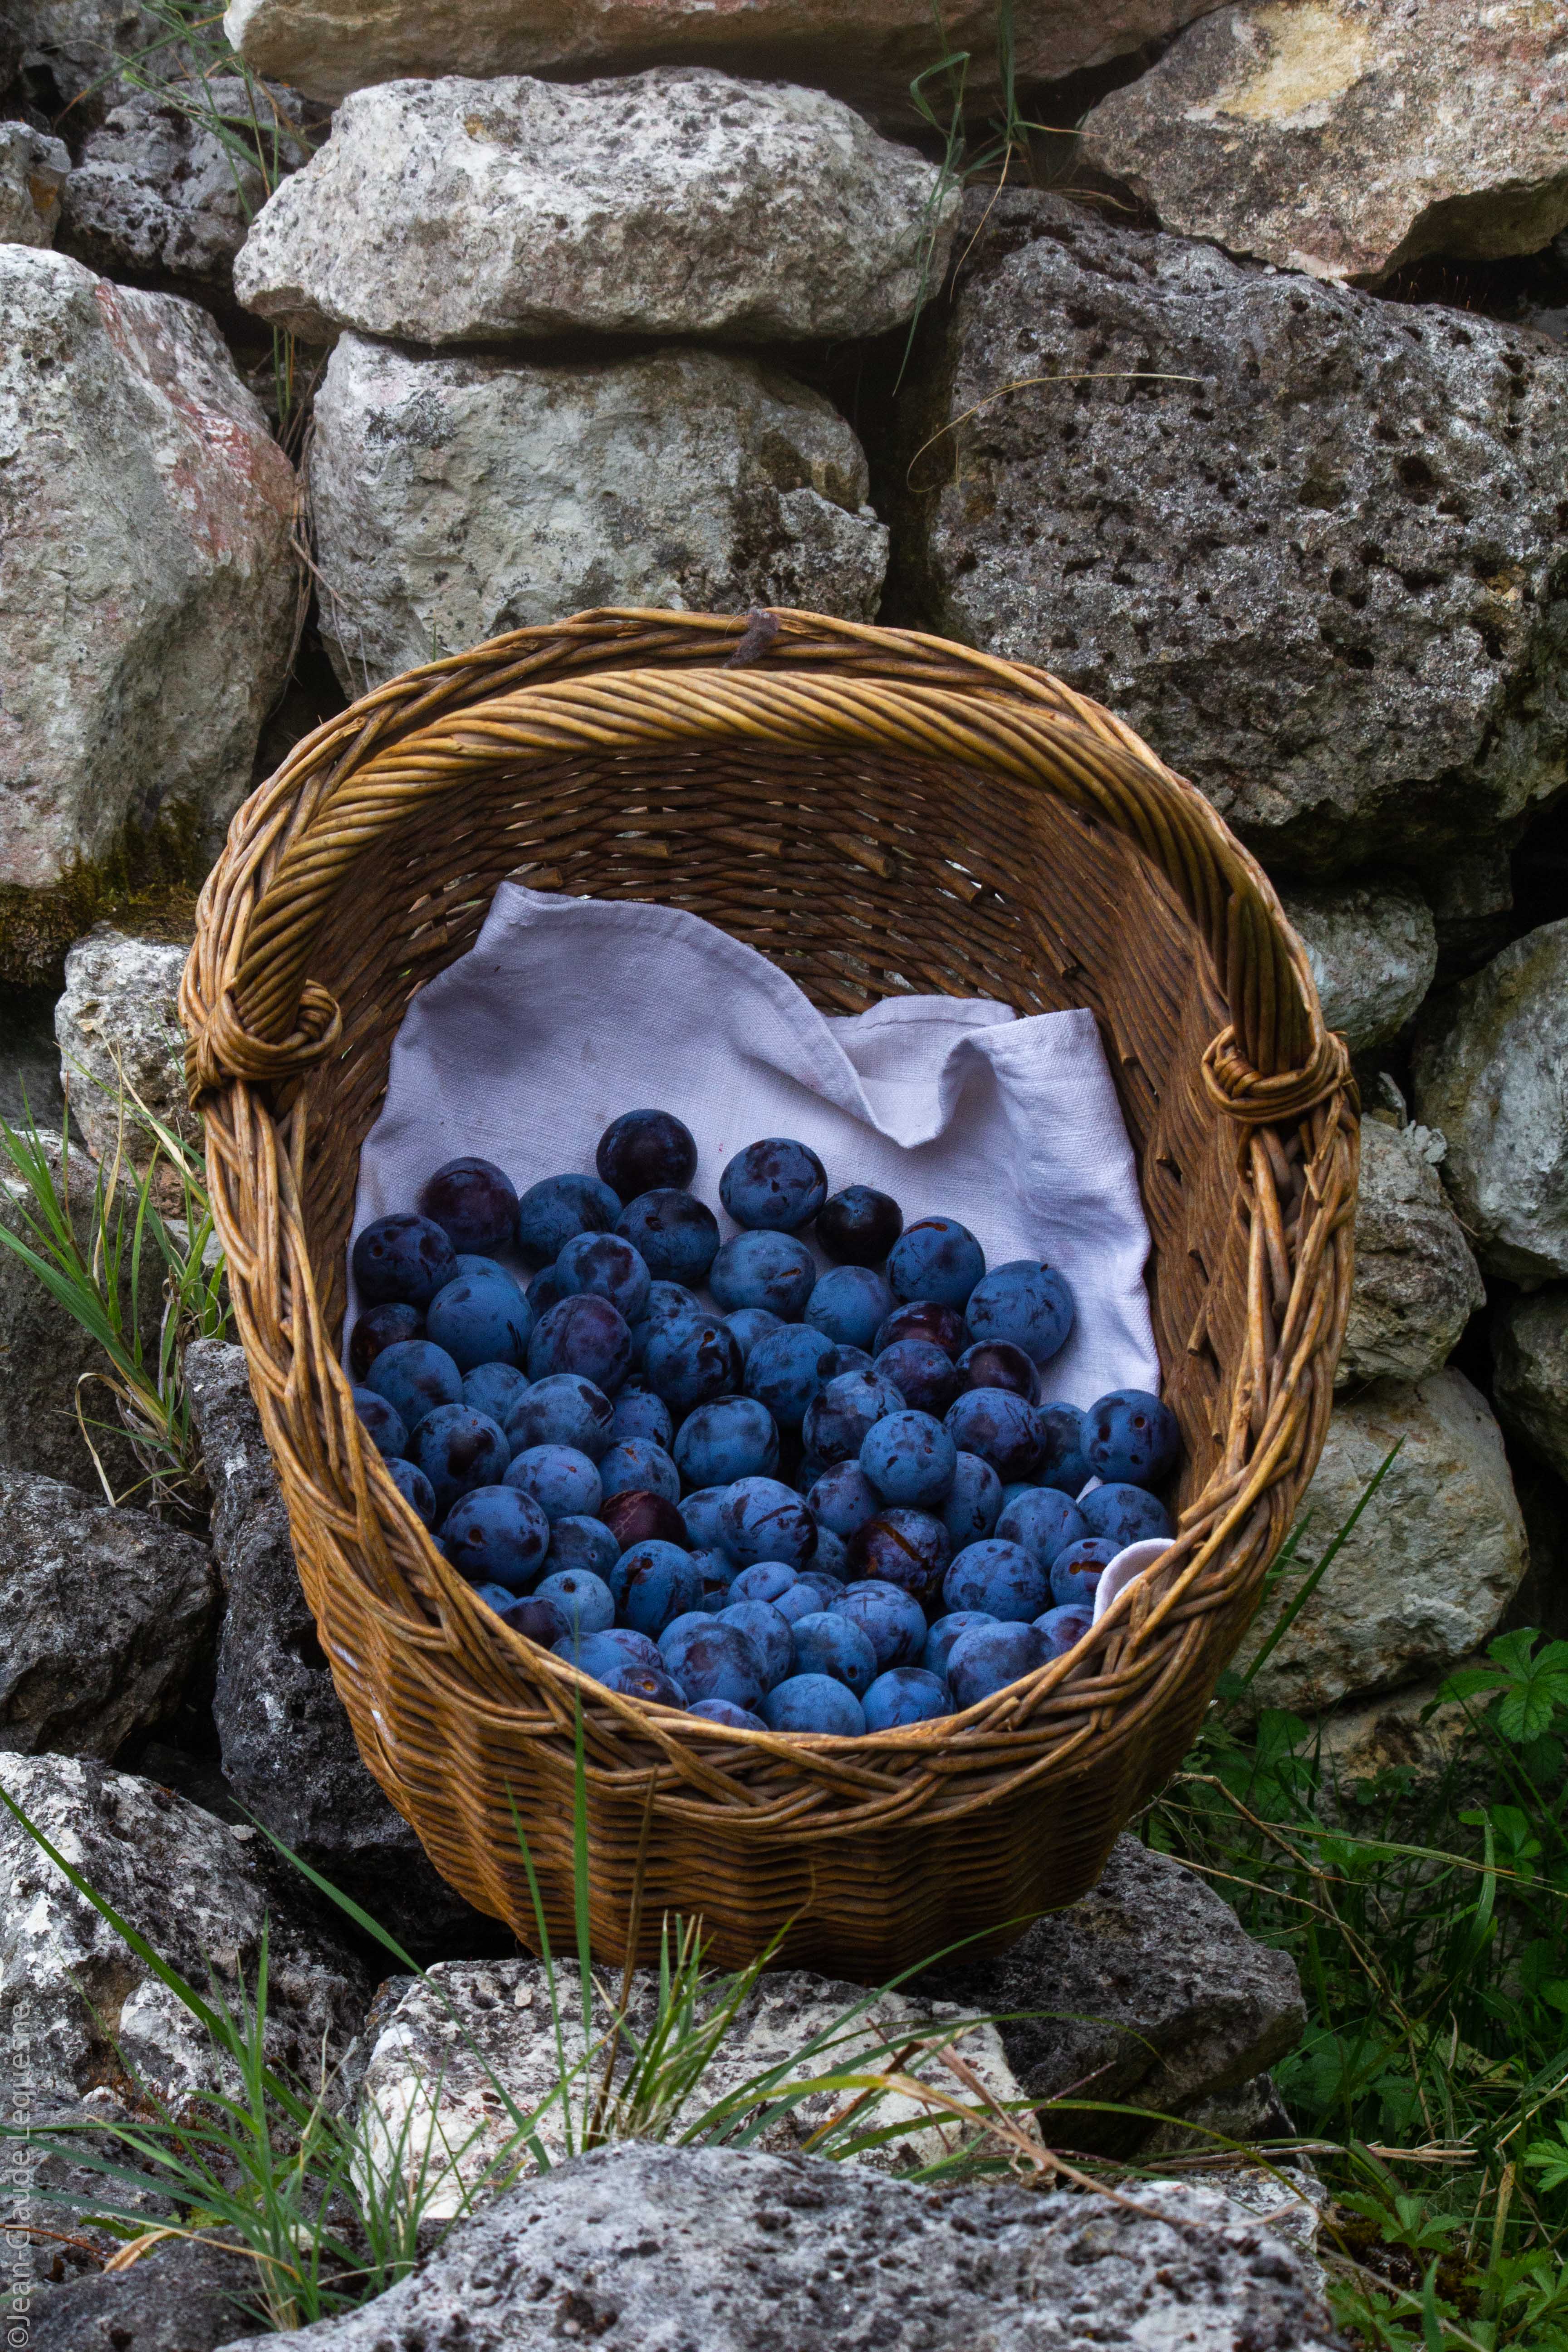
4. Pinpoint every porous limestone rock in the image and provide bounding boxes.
[1493,1287,1568,1484]
[31,2236,265,2349]
[1413,921,1568,1285]
[0,1470,216,1758]
[1235,1369,1527,1716]
[4,0,161,112]
[54,928,193,1161]
[0,249,298,898]
[60,78,313,299]
[234,70,957,346]
[1080,0,1568,286]
[1307,1667,1485,1803]
[905,192,1568,878]
[309,336,887,693]
[0,1751,368,2112]
[0,120,69,246]
[221,0,1229,122]
[236,2141,1340,2352]
[1338,1117,1484,1387]
[1281,877,1437,1054]
[183,1340,499,1959]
